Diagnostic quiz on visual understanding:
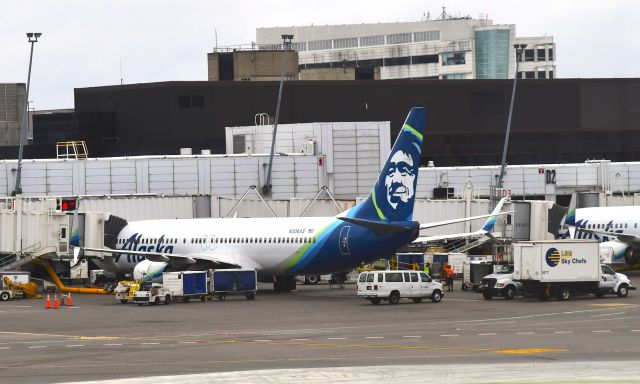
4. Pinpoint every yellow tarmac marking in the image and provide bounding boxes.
[495,348,567,355]
[75,336,120,340]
